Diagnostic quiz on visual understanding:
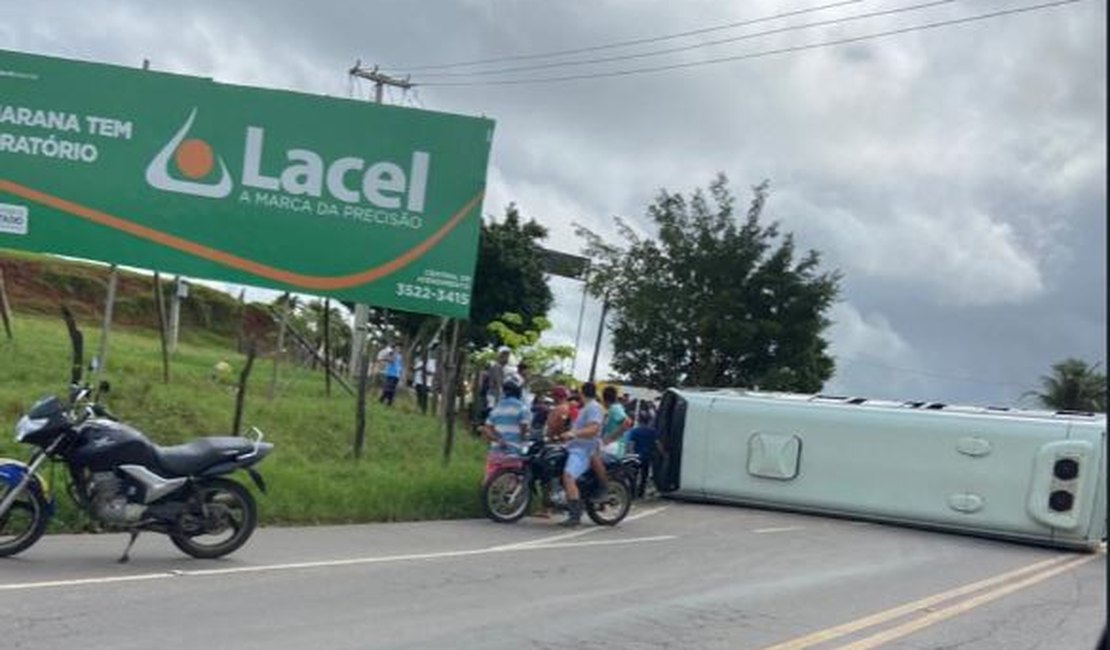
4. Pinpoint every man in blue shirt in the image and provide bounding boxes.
[558,381,607,527]
[378,348,402,407]
[481,374,531,481]
[625,410,660,498]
